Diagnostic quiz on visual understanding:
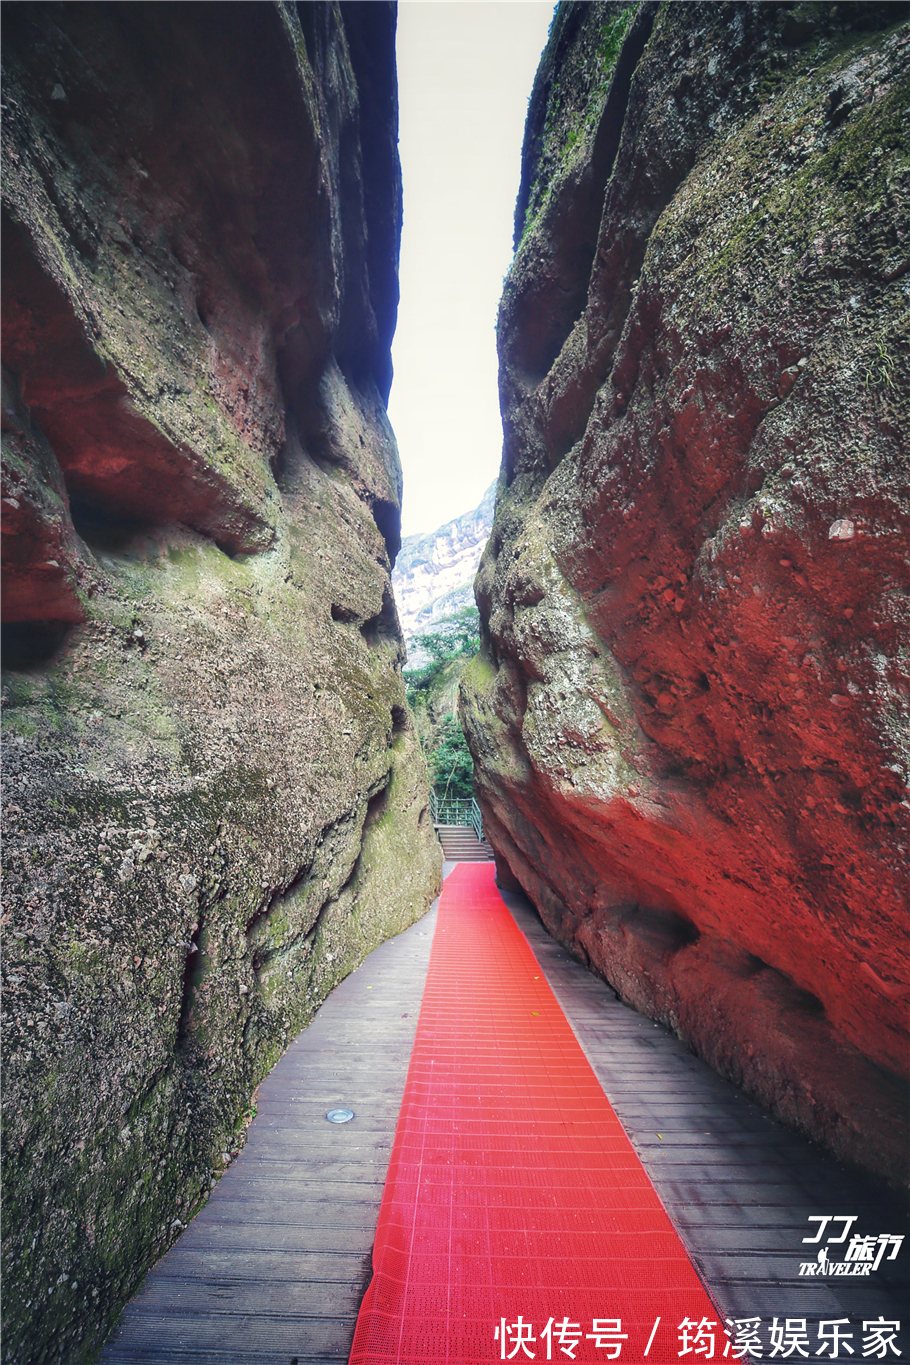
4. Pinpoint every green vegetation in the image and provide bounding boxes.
[597,6,635,73]
[430,716,475,801]
[404,606,479,685]
[404,606,479,800]
[520,3,637,245]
